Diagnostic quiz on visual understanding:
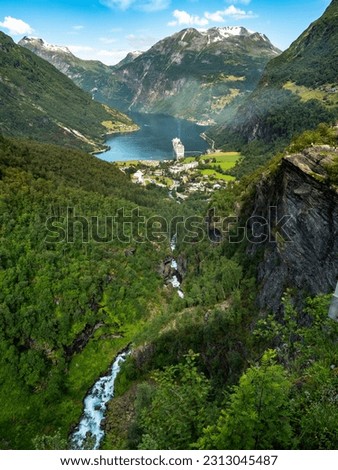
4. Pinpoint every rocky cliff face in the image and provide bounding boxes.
[245,145,338,312]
